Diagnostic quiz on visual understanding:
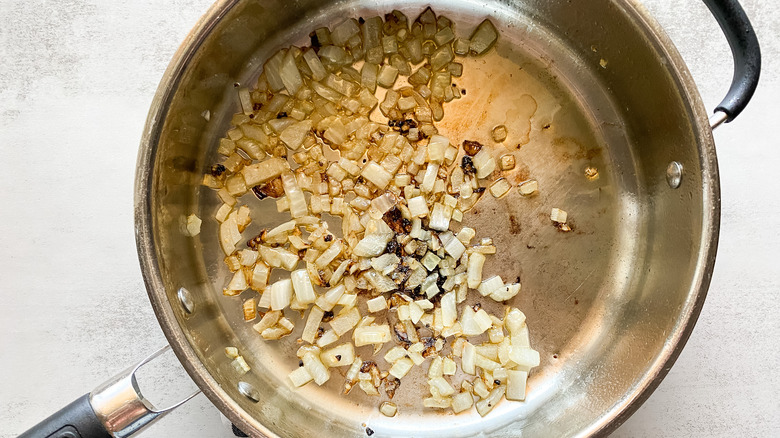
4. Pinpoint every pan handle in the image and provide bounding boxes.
[701,0,761,128]
[18,346,199,438]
